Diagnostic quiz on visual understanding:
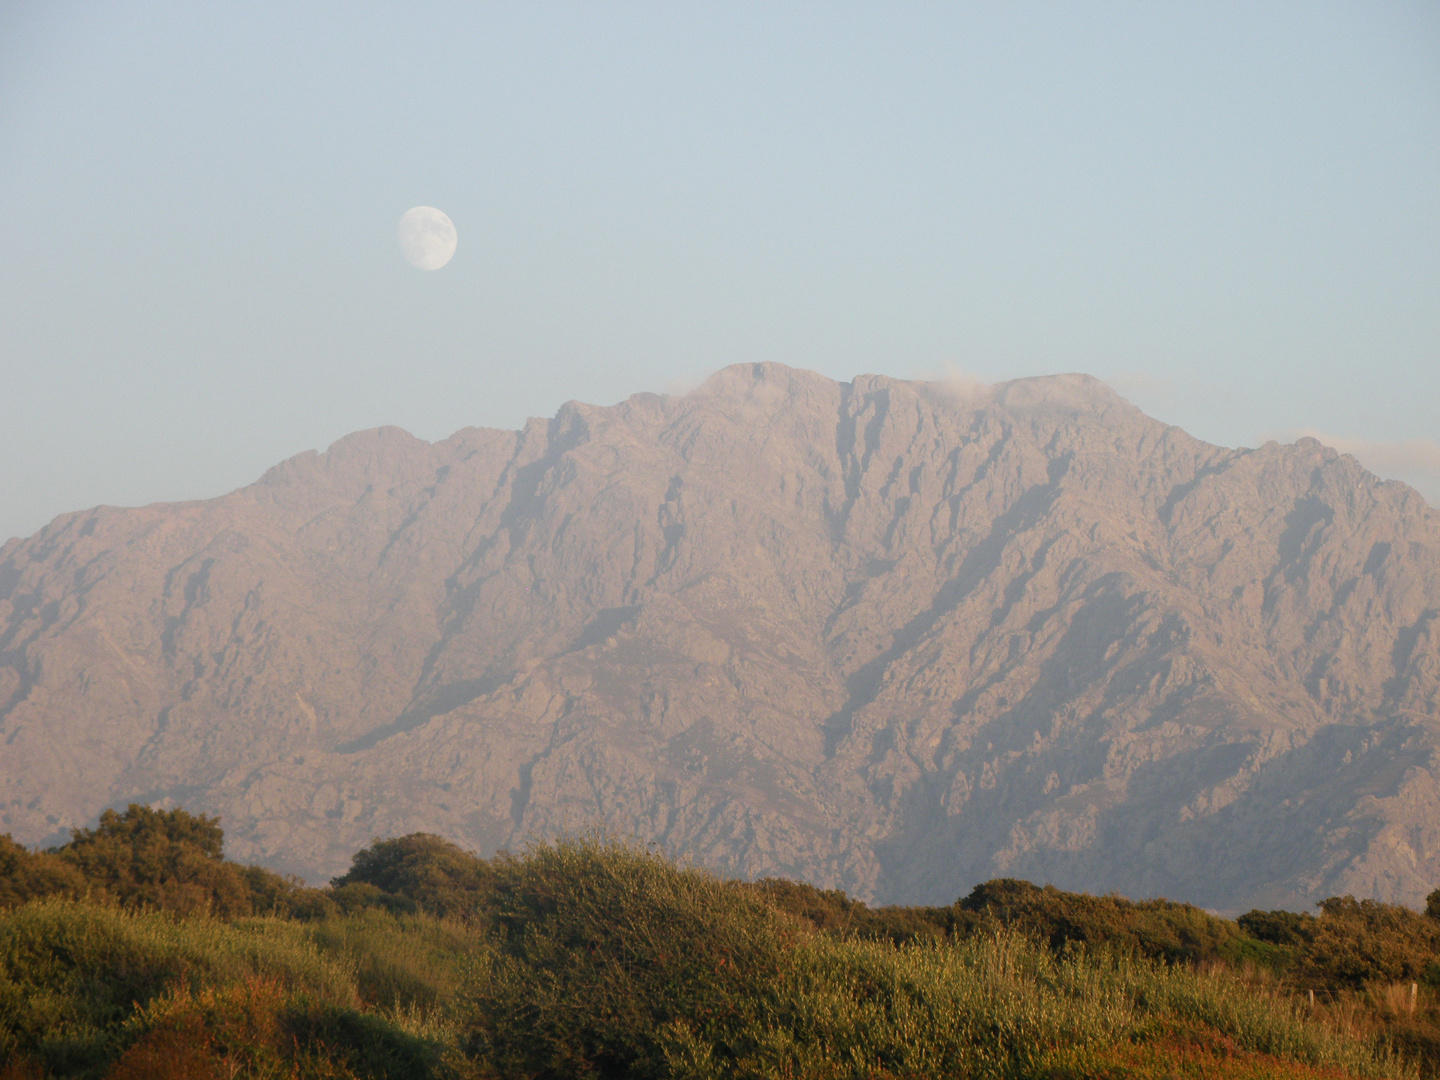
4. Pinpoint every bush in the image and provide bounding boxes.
[453,842,1404,1080]
[747,877,950,944]
[305,908,483,1011]
[236,863,337,920]
[0,899,355,1077]
[953,877,1238,964]
[5,805,1436,1079]
[117,978,450,1080]
[1310,897,1440,990]
[0,837,87,909]
[330,882,419,918]
[460,838,799,1079]
[1219,933,1298,972]
[1240,898,1440,991]
[1,806,329,920]
[1240,908,1317,948]
[333,834,496,921]
[50,805,252,917]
